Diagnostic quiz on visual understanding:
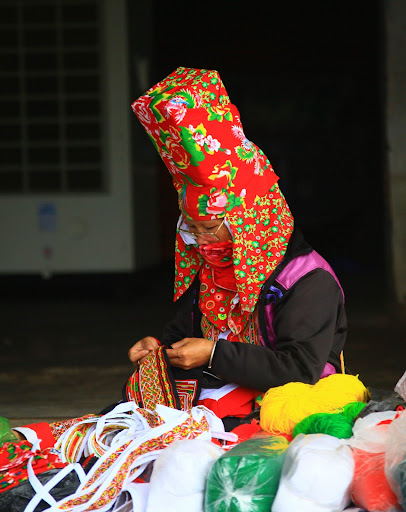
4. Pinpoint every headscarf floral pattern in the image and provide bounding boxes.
[175,182,293,314]
[132,67,294,314]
